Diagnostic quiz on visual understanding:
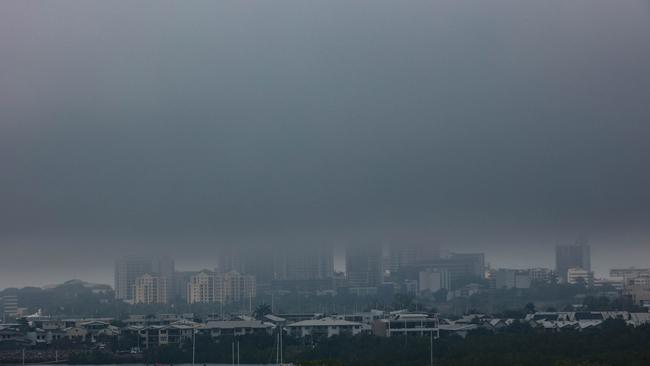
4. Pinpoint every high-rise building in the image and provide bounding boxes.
[220,270,256,304]
[171,270,199,302]
[134,274,168,304]
[188,270,256,304]
[386,243,440,273]
[188,270,219,304]
[446,253,485,278]
[418,268,450,294]
[555,242,591,282]
[529,268,555,284]
[217,246,275,284]
[1,293,18,320]
[274,246,334,281]
[346,246,383,289]
[115,256,175,300]
[494,269,531,289]
[217,247,245,274]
